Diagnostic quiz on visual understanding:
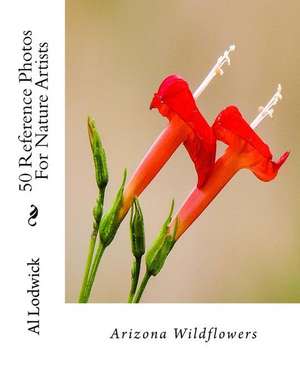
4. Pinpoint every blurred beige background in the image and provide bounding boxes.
[66,0,300,302]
